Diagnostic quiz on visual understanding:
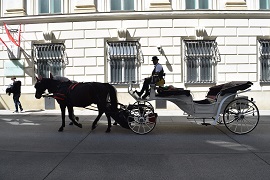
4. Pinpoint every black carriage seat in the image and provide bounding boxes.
[193,81,253,104]
[156,87,191,97]
[219,81,253,95]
